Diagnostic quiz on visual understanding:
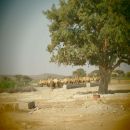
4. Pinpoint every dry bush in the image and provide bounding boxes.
[0,86,37,93]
